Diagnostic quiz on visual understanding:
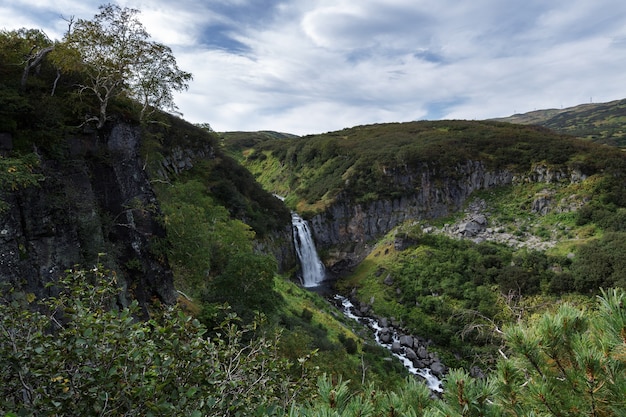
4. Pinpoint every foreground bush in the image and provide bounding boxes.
[0,267,314,416]
[2,266,625,416]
